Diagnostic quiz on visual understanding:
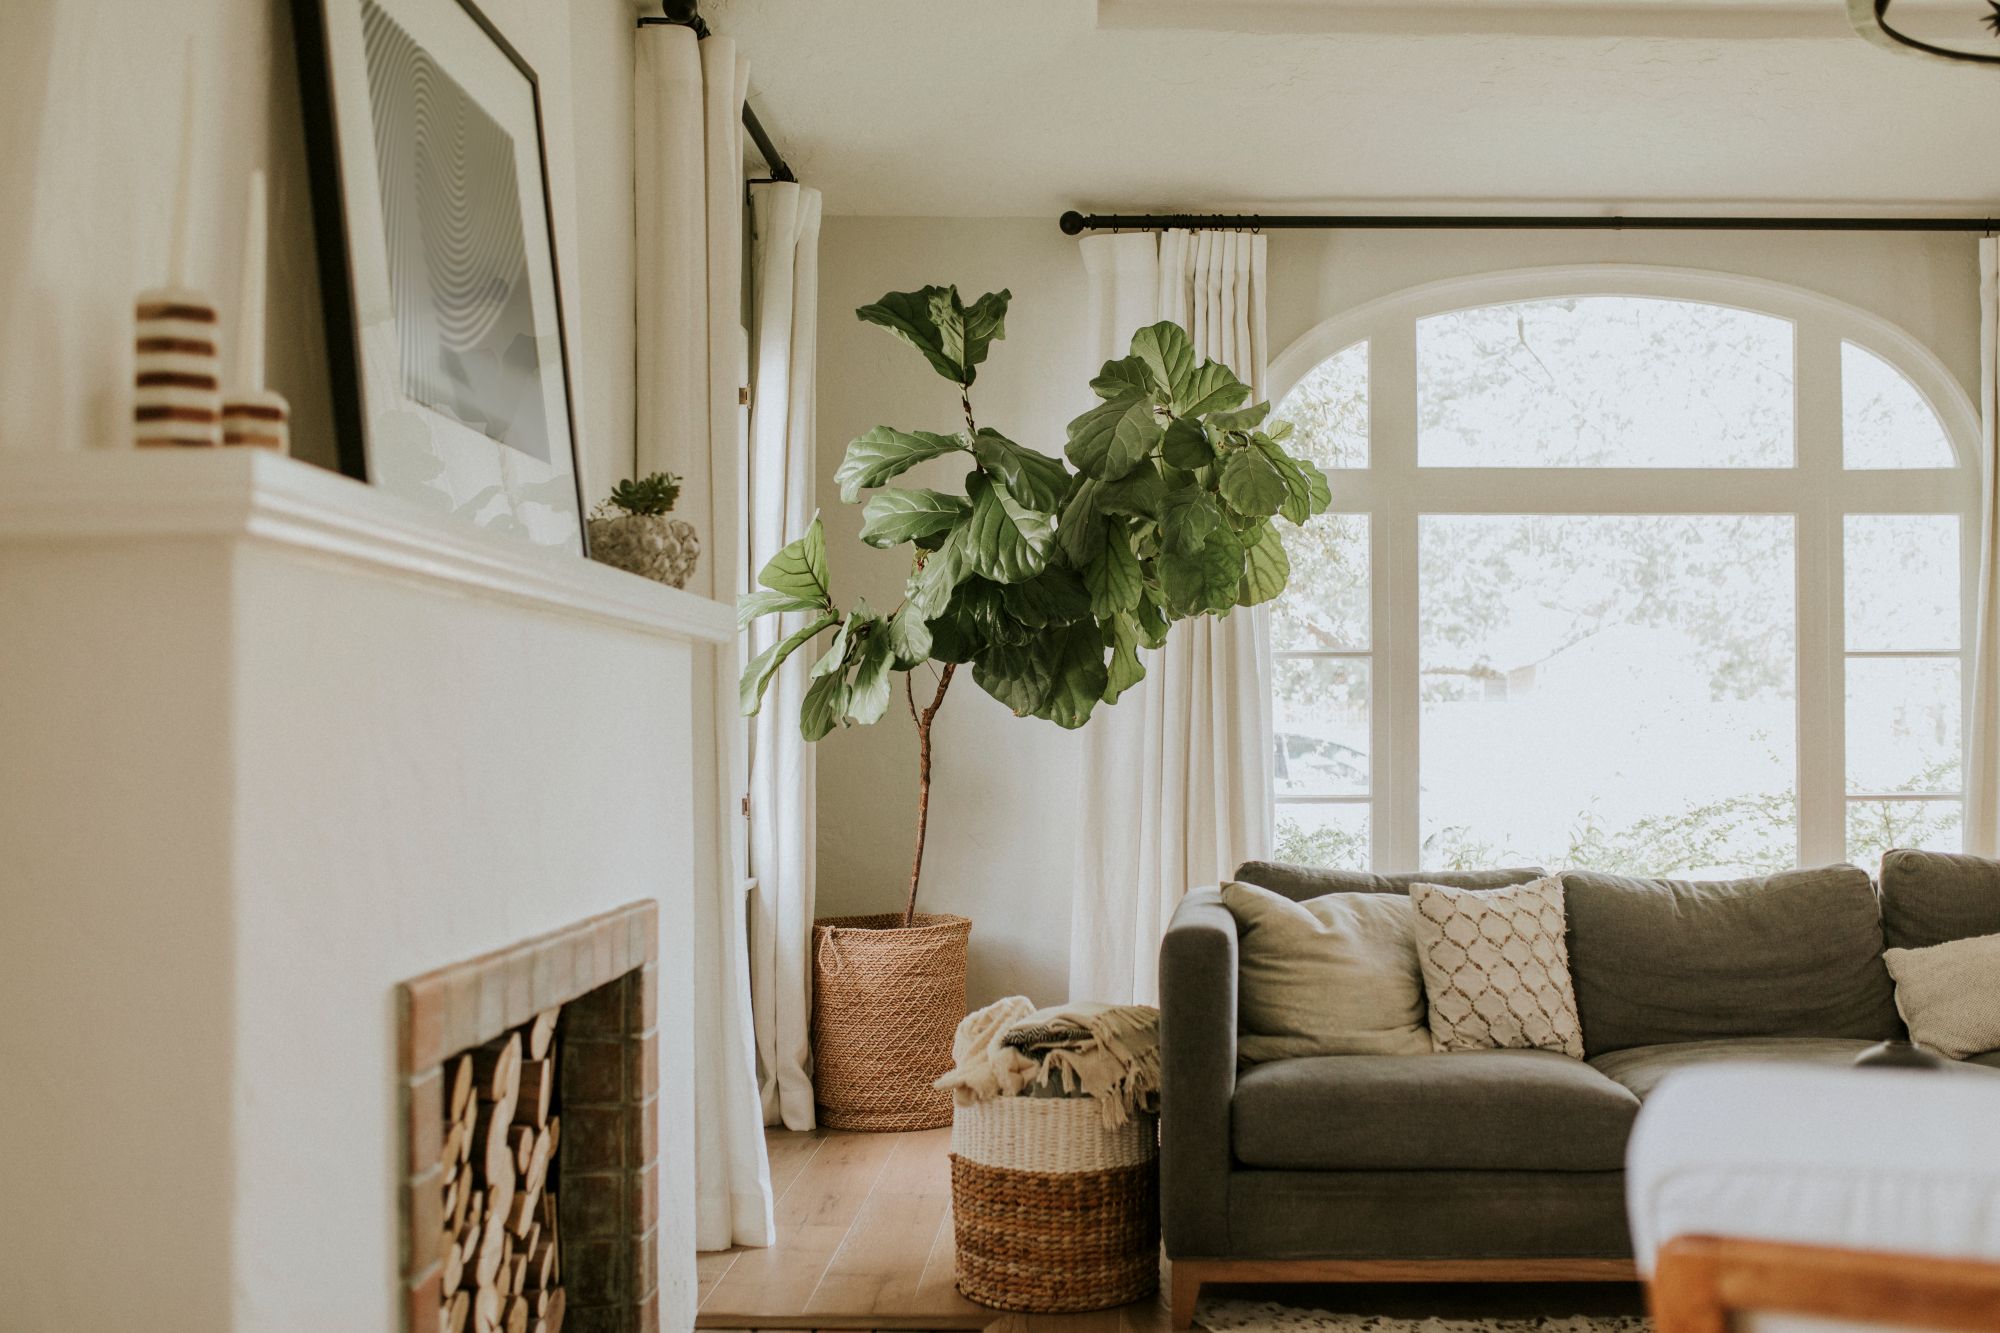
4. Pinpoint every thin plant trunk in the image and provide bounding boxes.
[903,663,956,927]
